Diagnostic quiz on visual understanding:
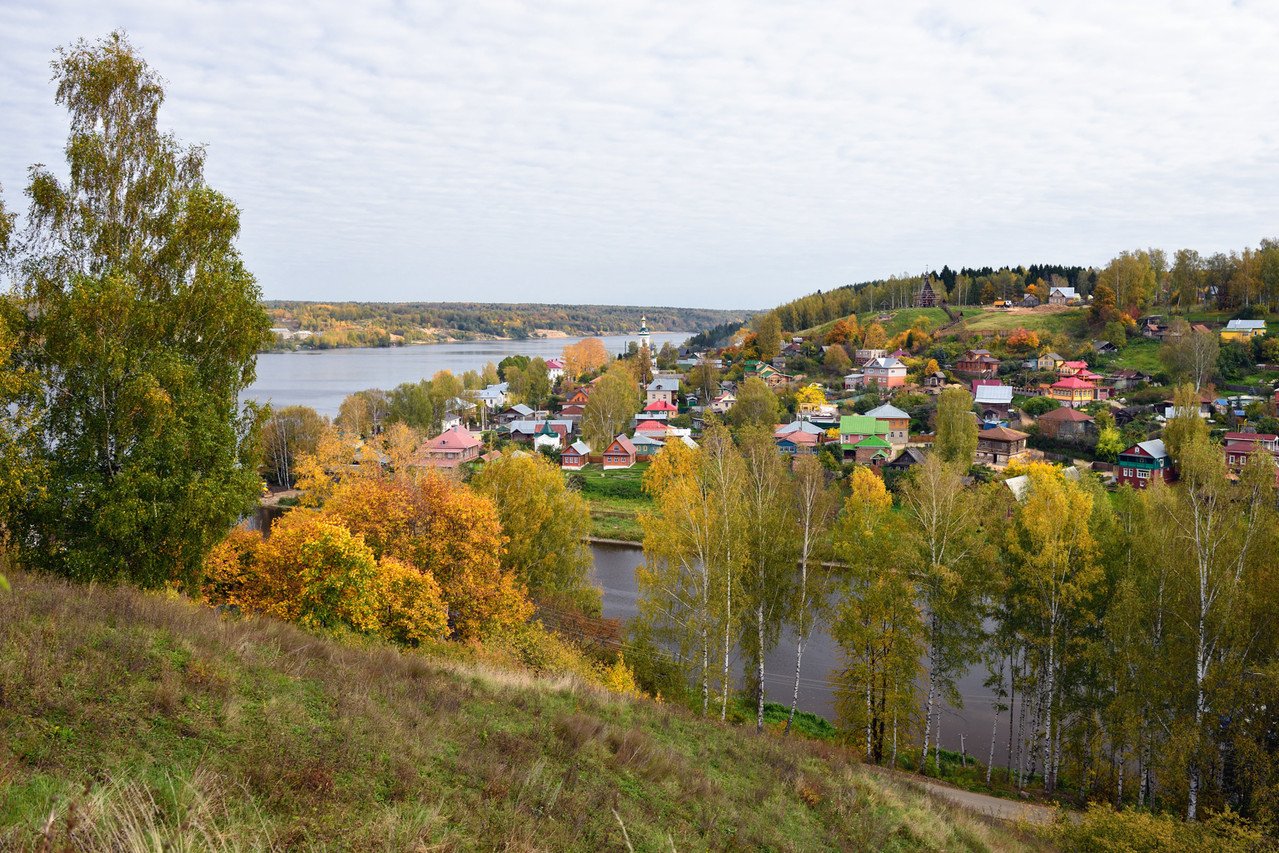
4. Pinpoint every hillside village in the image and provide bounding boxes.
[374,278,1279,513]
